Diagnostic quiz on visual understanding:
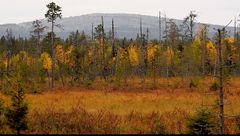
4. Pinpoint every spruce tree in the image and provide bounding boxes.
[5,80,28,134]
[187,107,216,135]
